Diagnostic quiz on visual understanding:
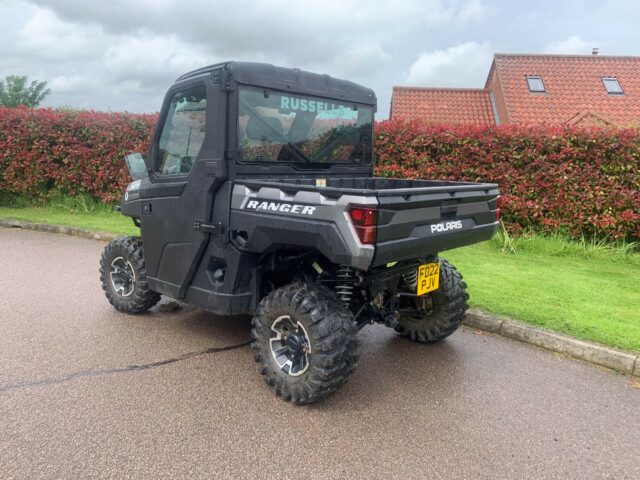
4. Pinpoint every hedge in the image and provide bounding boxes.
[0,108,638,240]
[375,120,639,241]
[0,106,156,203]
